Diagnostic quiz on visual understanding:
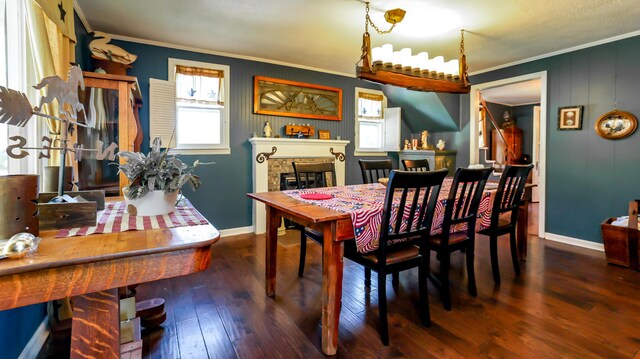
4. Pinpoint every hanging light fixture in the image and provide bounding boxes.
[356,2,470,94]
